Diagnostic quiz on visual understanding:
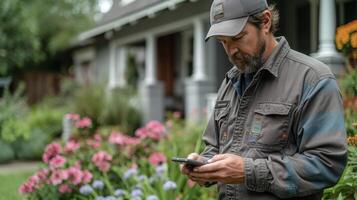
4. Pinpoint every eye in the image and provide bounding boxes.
[232,33,245,41]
